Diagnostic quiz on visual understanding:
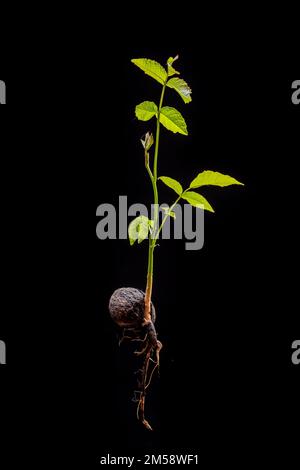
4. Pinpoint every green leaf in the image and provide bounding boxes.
[128,216,153,245]
[181,191,215,213]
[167,65,180,77]
[159,106,188,135]
[131,58,167,85]
[167,56,178,66]
[167,56,180,76]
[159,176,183,196]
[167,77,192,103]
[161,206,176,219]
[135,101,158,121]
[190,170,244,189]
